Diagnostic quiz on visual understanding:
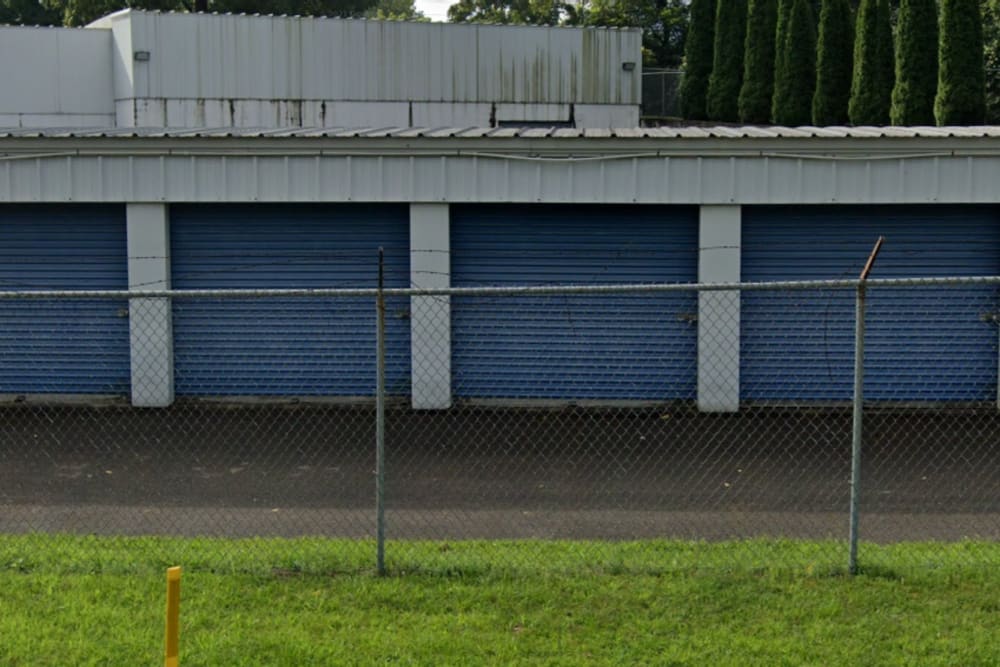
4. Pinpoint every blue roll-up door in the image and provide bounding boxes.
[170,204,409,397]
[742,205,1000,401]
[0,205,129,394]
[451,205,699,400]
